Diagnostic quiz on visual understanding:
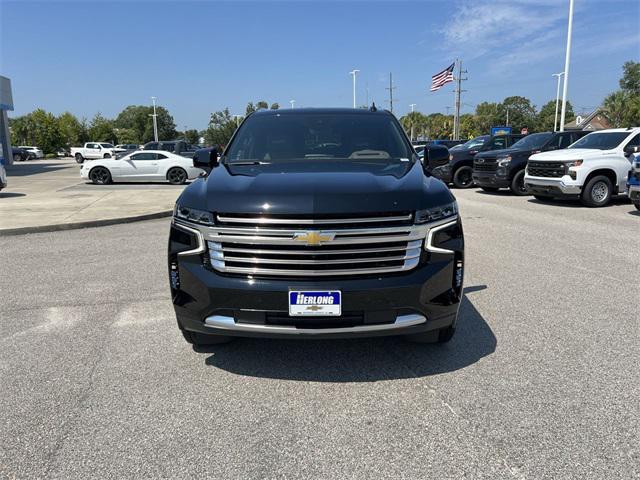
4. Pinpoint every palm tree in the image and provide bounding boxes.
[603,91,627,128]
